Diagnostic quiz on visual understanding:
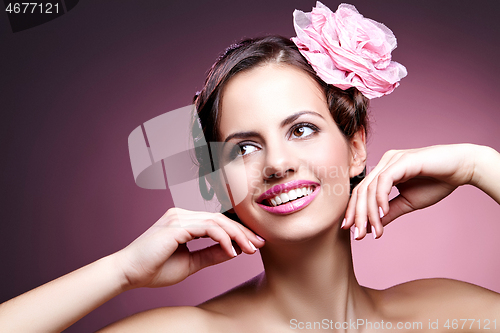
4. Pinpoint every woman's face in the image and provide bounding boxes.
[216,64,365,242]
